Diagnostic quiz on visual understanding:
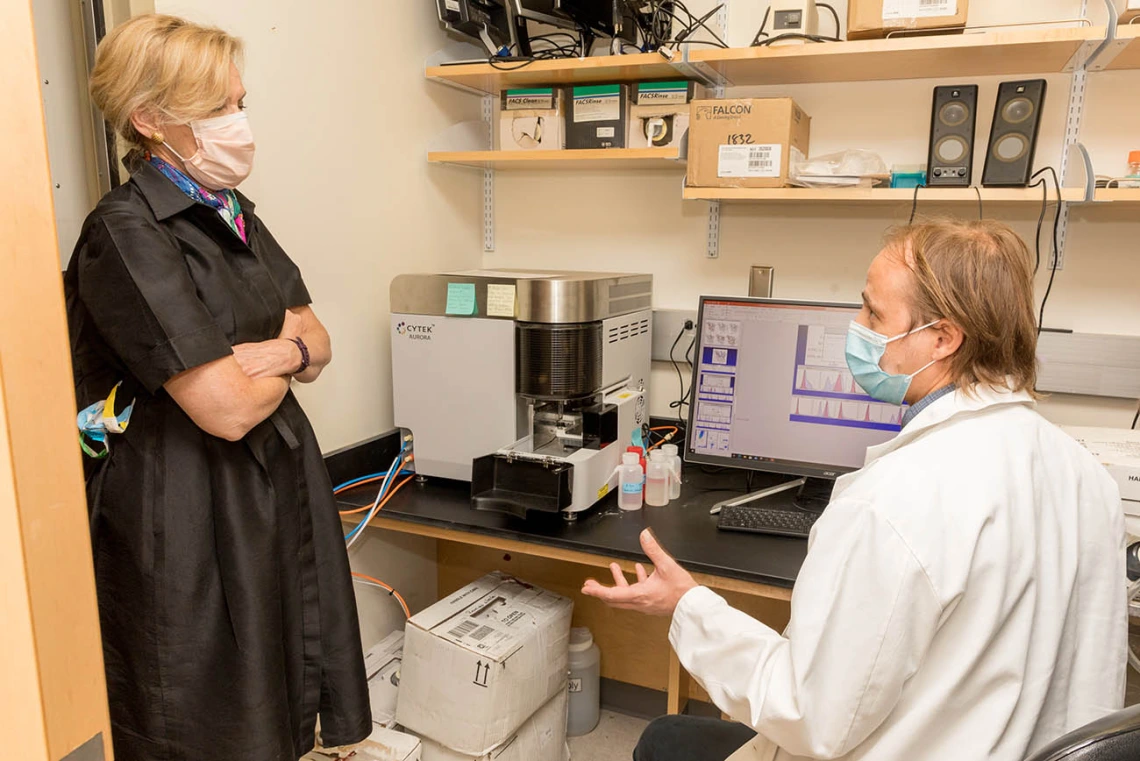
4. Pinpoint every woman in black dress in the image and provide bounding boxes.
[65,14,370,760]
